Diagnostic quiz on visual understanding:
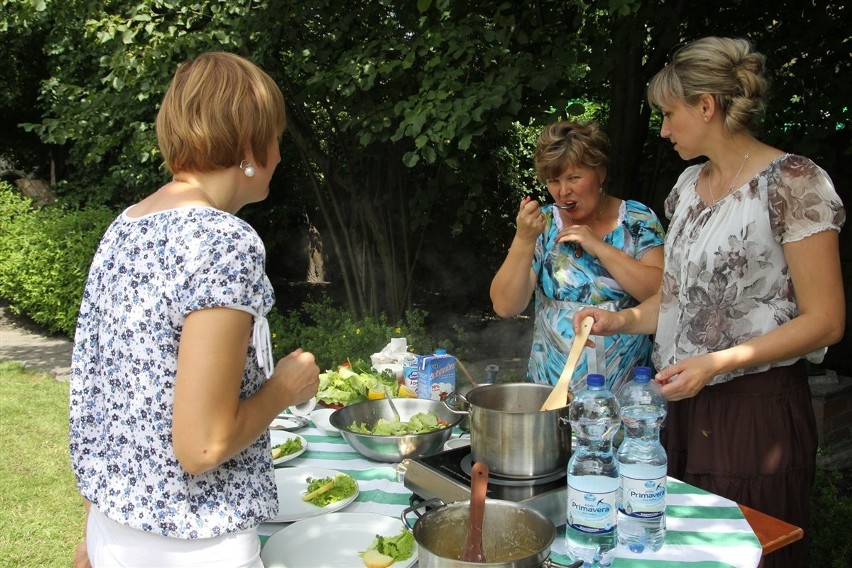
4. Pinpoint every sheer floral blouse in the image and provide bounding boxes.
[652,154,845,385]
